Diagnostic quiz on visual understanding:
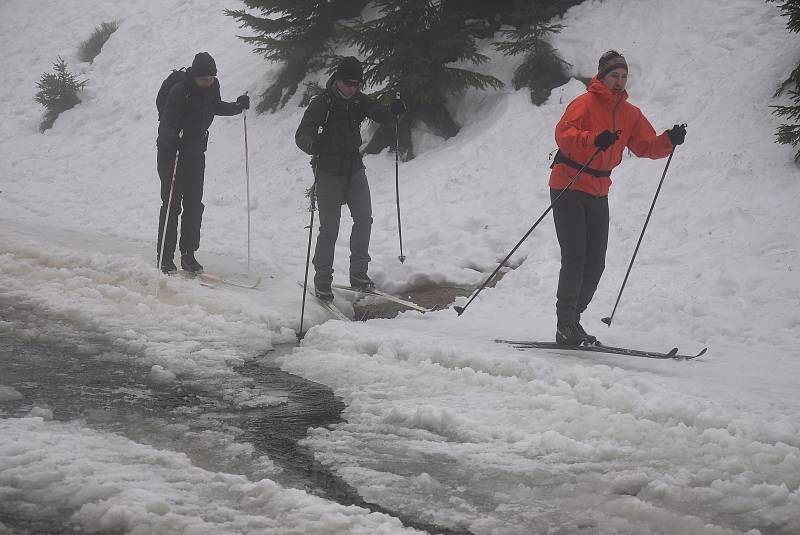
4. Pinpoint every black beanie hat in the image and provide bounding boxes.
[191,52,217,77]
[335,56,363,82]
